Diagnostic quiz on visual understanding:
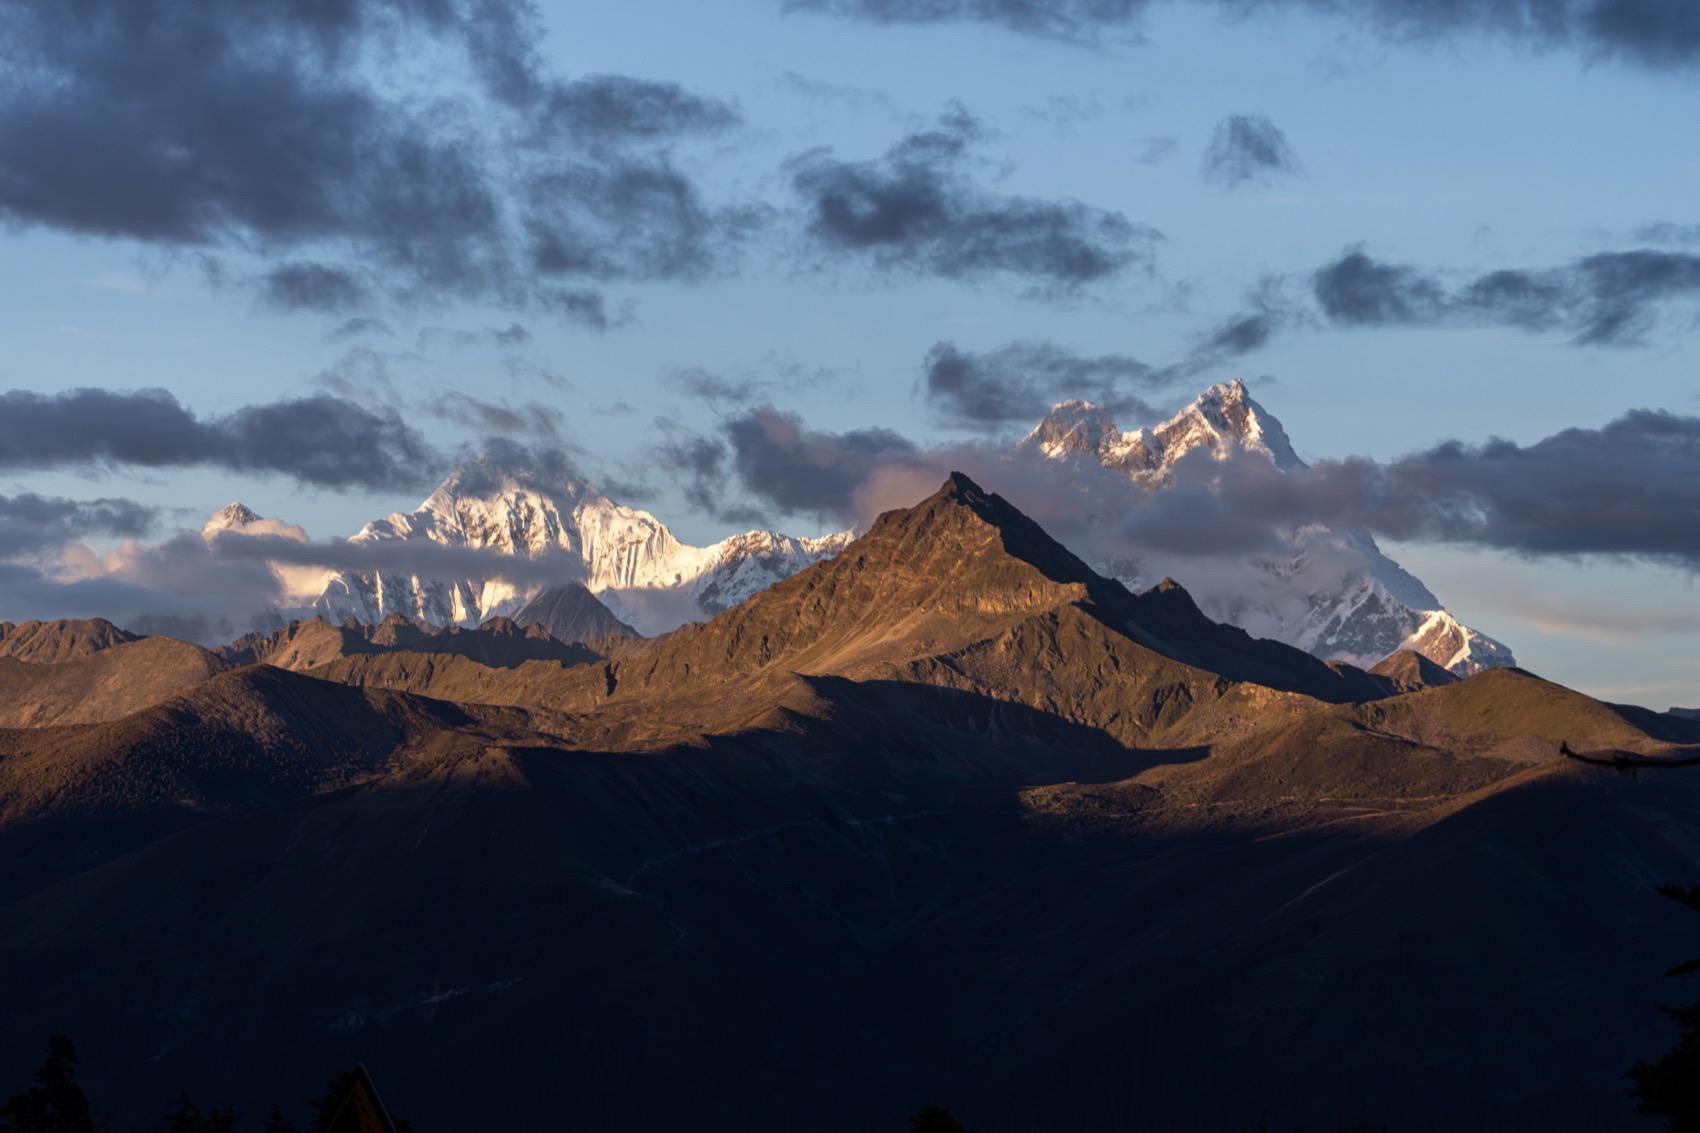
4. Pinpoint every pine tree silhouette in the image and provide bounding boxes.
[141,1088,244,1133]
[260,1104,301,1133]
[907,1104,974,1133]
[142,1091,205,1133]
[1628,884,1700,1132]
[0,1035,98,1133]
